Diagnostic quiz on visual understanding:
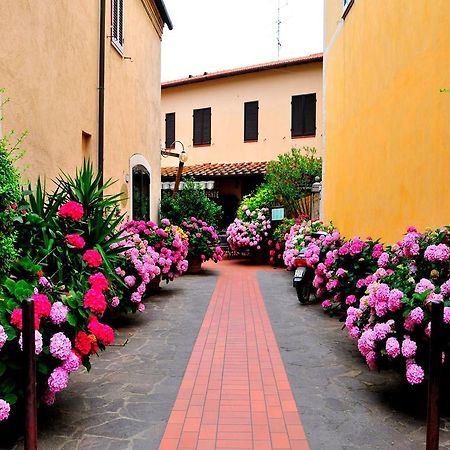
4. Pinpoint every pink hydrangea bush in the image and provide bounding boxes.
[344,226,450,385]
[226,206,271,256]
[120,219,189,283]
[283,219,335,269]
[181,217,223,263]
